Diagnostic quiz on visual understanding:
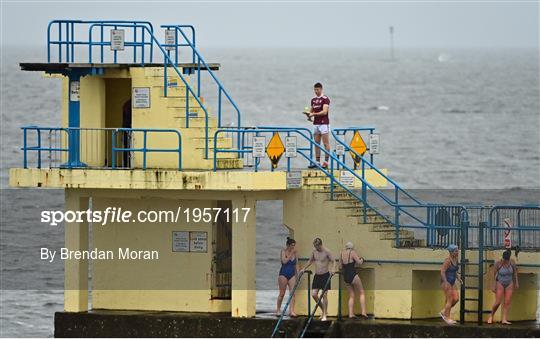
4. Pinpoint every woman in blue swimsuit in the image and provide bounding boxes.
[487,249,519,325]
[276,237,298,317]
[440,244,461,325]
